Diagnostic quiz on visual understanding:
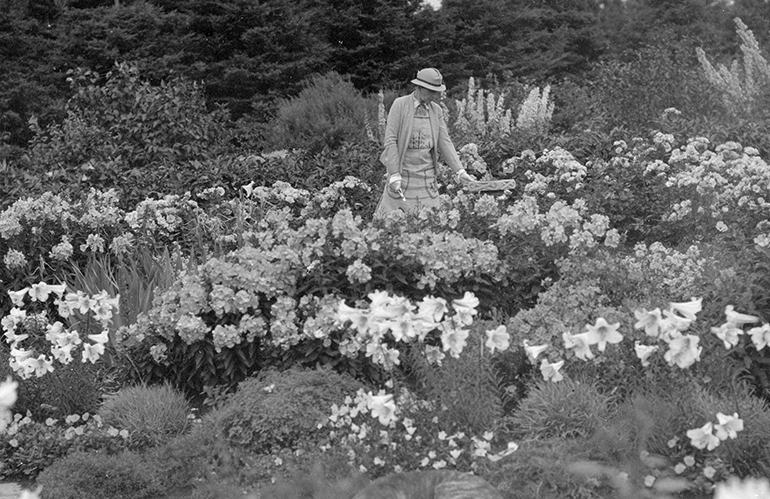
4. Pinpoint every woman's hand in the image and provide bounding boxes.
[455,168,475,184]
[389,173,406,201]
